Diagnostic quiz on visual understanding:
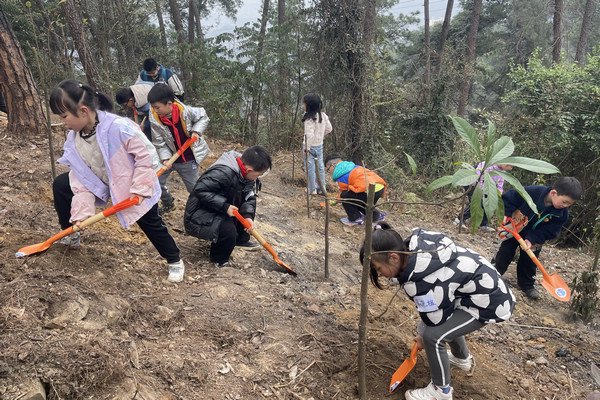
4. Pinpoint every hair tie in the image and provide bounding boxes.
[95,91,98,95]
[79,83,83,87]
[374,224,382,230]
